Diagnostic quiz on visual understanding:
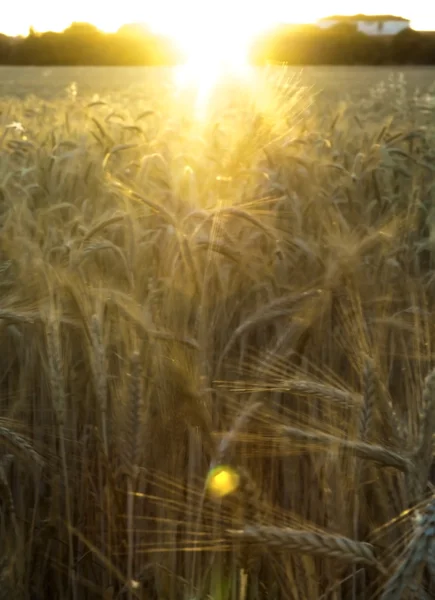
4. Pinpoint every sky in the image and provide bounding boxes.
[2,0,434,39]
